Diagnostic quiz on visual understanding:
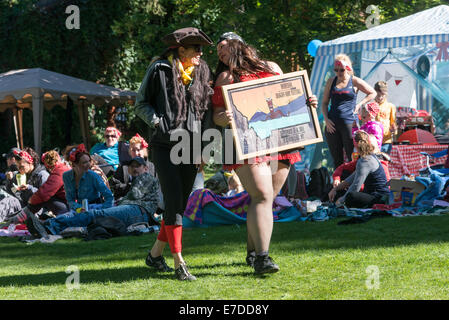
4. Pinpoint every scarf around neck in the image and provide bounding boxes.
[168,54,194,85]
